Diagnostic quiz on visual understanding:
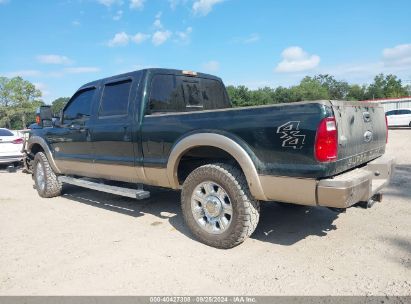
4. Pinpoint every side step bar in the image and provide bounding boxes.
[58,176,150,200]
